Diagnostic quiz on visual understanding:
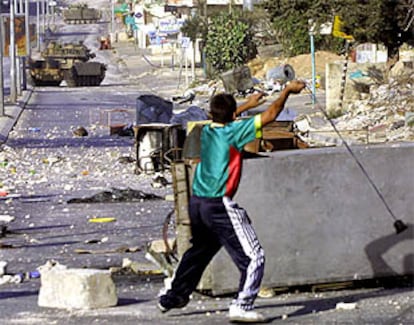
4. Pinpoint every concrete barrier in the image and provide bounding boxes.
[38,268,118,309]
[197,143,414,295]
